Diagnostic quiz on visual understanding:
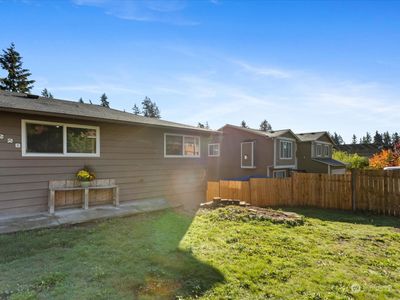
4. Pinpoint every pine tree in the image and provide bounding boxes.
[362,132,372,144]
[41,88,53,99]
[392,132,400,146]
[198,122,205,128]
[0,43,35,93]
[352,134,357,144]
[78,97,84,104]
[373,130,383,146]
[100,93,109,108]
[330,132,344,145]
[259,119,272,132]
[89,99,93,104]
[132,104,141,115]
[241,120,248,128]
[383,131,392,148]
[141,96,161,118]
